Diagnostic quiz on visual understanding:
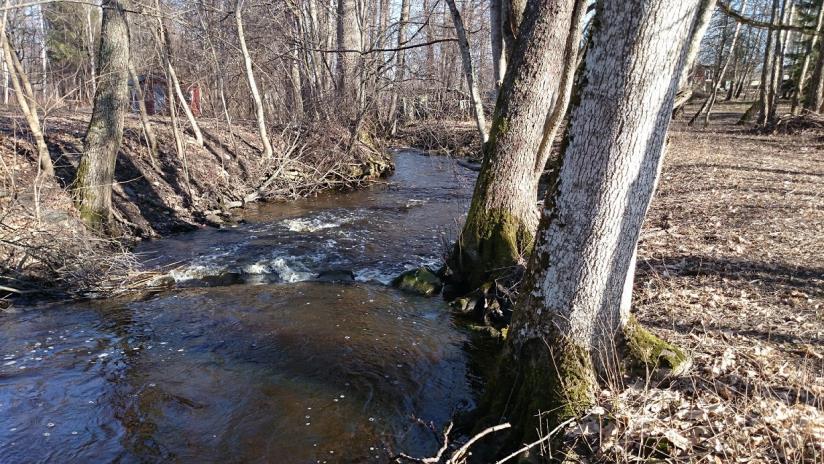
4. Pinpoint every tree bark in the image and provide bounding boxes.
[450,0,579,290]
[387,0,410,134]
[757,0,779,125]
[236,0,274,158]
[490,0,506,89]
[485,0,698,453]
[445,0,489,144]
[72,0,130,230]
[156,7,204,148]
[673,0,718,112]
[690,0,747,127]
[336,0,360,113]
[792,1,824,113]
